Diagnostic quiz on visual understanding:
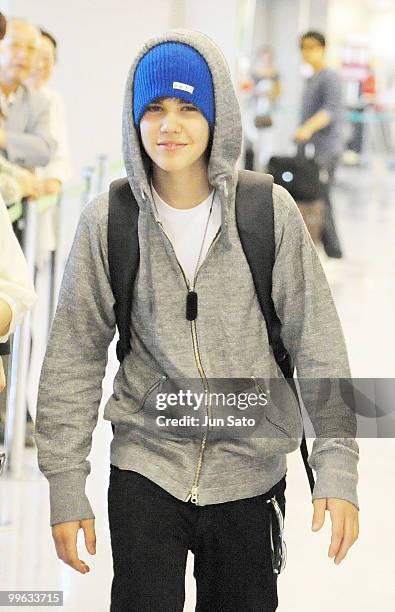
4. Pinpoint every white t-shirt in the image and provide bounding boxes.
[150,183,221,286]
